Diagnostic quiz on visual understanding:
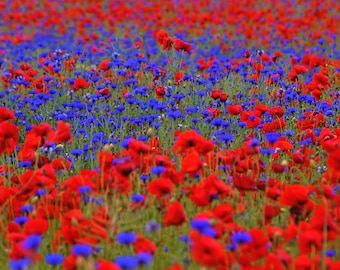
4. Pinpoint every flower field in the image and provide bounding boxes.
[1,0,340,269]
